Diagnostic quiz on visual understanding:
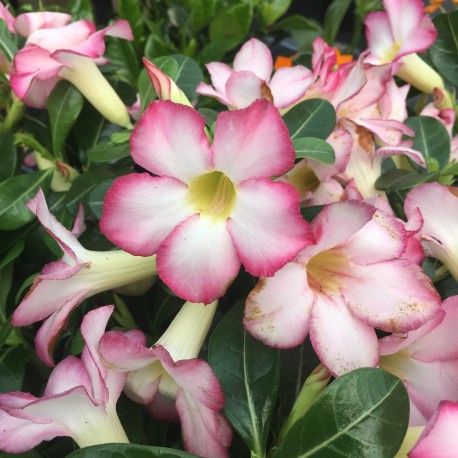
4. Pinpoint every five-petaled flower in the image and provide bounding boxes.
[100,99,312,304]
